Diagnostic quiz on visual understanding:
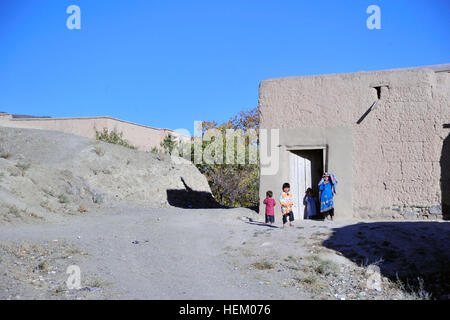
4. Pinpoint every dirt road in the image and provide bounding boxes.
[0,205,308,299]
[1,205,449,300]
